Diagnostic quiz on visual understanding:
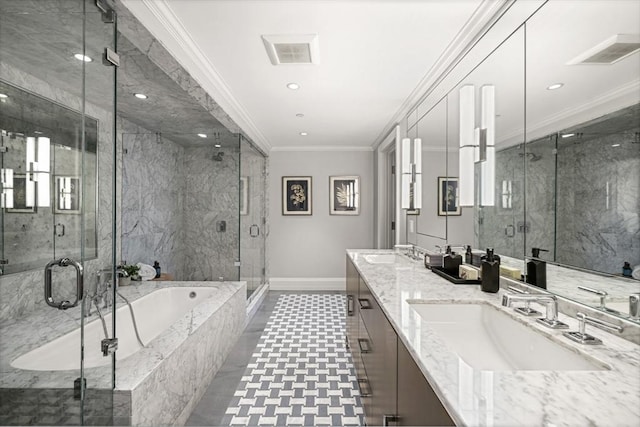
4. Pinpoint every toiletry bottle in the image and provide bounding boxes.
[526,248,548,289]
[623,262,632,277]
[465,245,472,265]
[481,248,500,293]
[443,250,462,274]
[153,261,161,279]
